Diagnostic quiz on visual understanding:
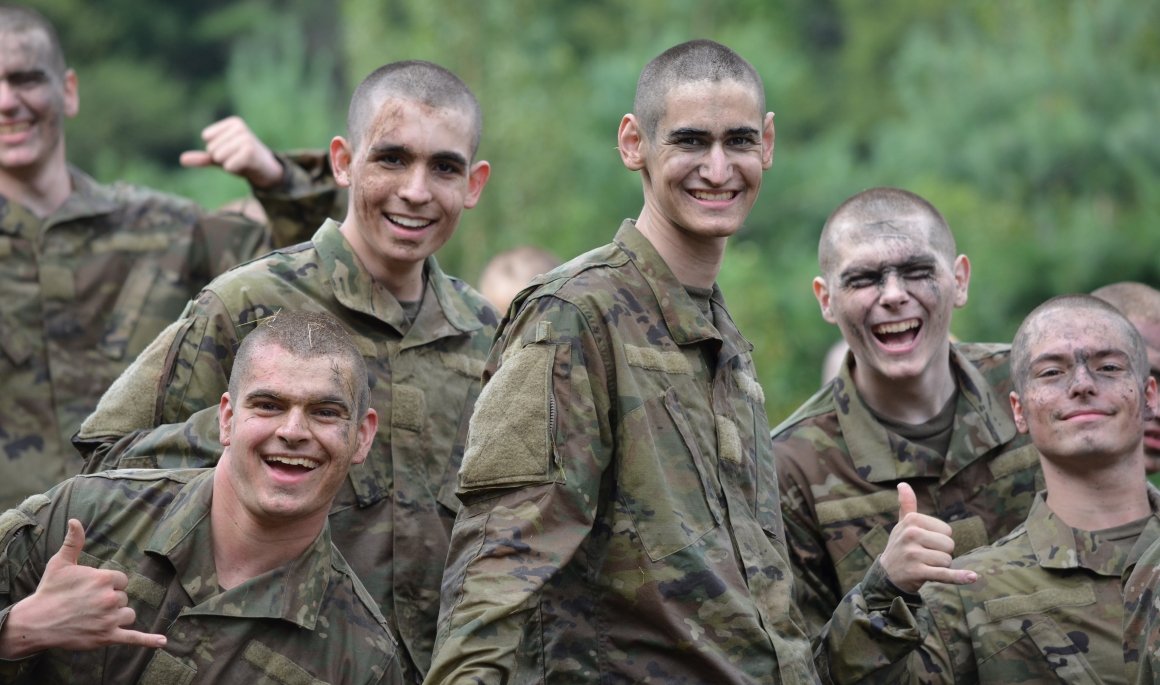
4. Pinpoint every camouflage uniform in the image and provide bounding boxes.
[772,344,1043,634]
[0,468,401,684]
[1124,507,1160,684]
[820,489,1160,684]
[426,221,817,684]
[77,219,498,681]
[0,164,328,510]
